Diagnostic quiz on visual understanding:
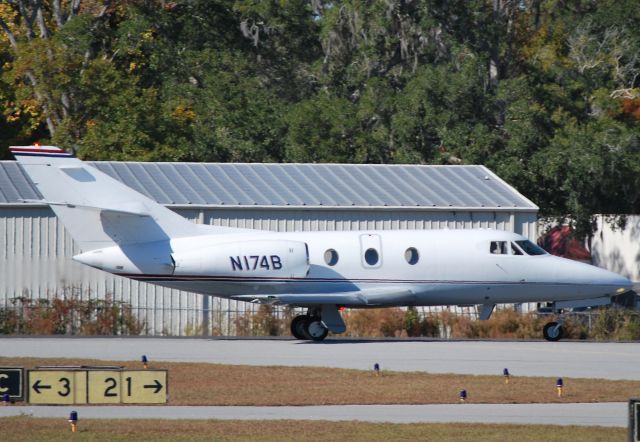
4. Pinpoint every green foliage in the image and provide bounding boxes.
[1,0,639,234]
[592,308,640,341]
[404,306,439,337]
